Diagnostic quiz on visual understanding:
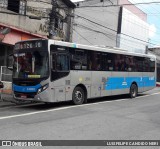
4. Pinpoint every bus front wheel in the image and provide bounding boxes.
[72,87,85,105]
[130,84,138,98]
